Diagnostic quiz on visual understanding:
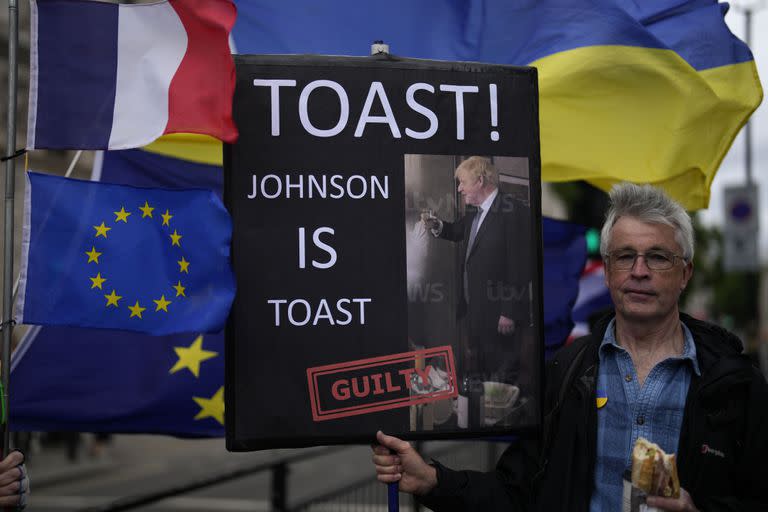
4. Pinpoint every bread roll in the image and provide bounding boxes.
[630,437,680,499]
